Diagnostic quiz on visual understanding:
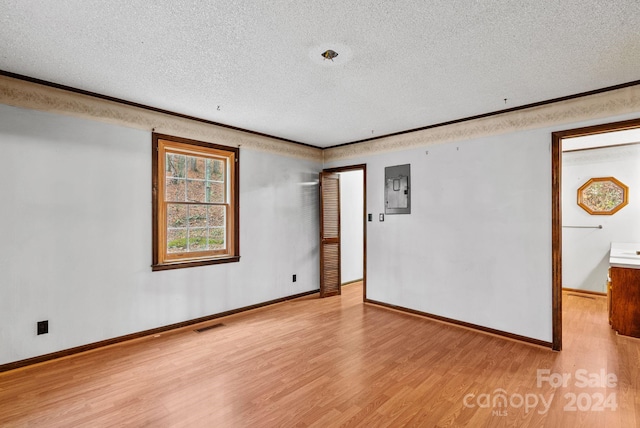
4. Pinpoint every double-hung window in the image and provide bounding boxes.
[152,133,239,270]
